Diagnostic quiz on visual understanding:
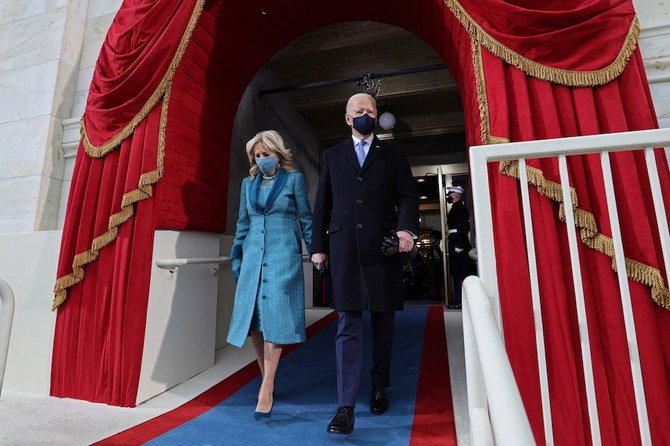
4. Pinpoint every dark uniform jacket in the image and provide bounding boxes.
[447,199,476,277]
[312,136,419,311]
